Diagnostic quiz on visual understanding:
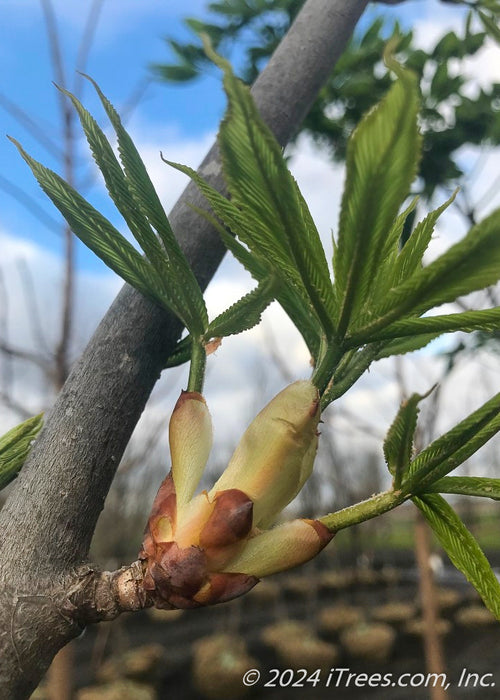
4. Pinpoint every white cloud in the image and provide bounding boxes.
[412,12,463,52]
[134,127,216,214]
[0,228,121,426]
[461,38,500,91]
